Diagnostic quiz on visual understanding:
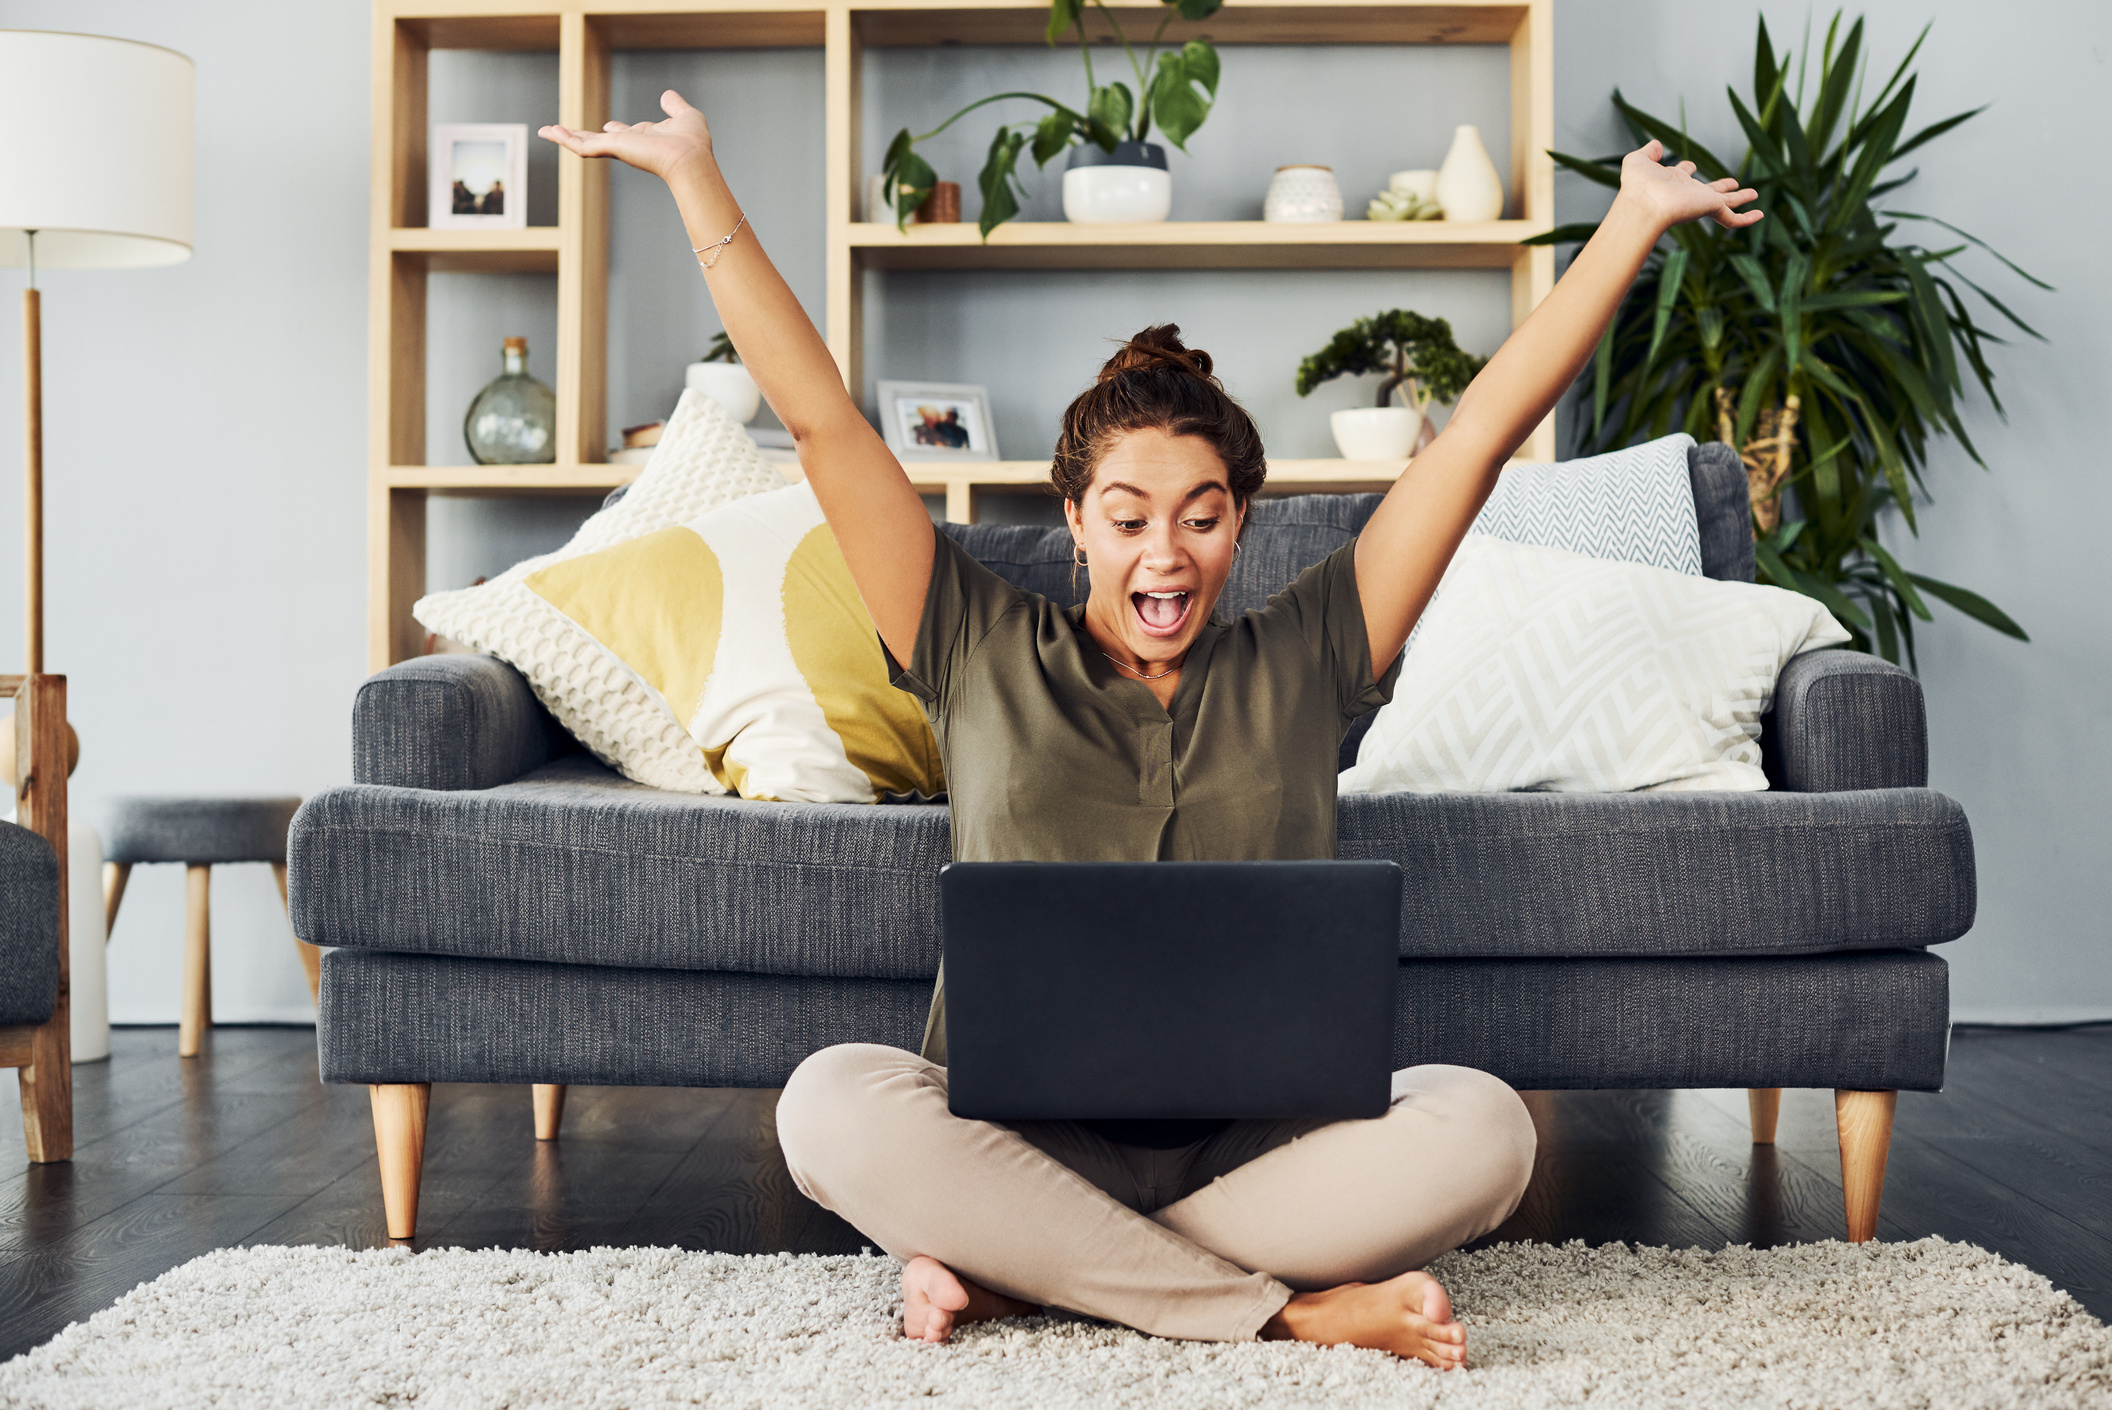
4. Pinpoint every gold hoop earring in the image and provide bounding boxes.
[1074,546,1087,567]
